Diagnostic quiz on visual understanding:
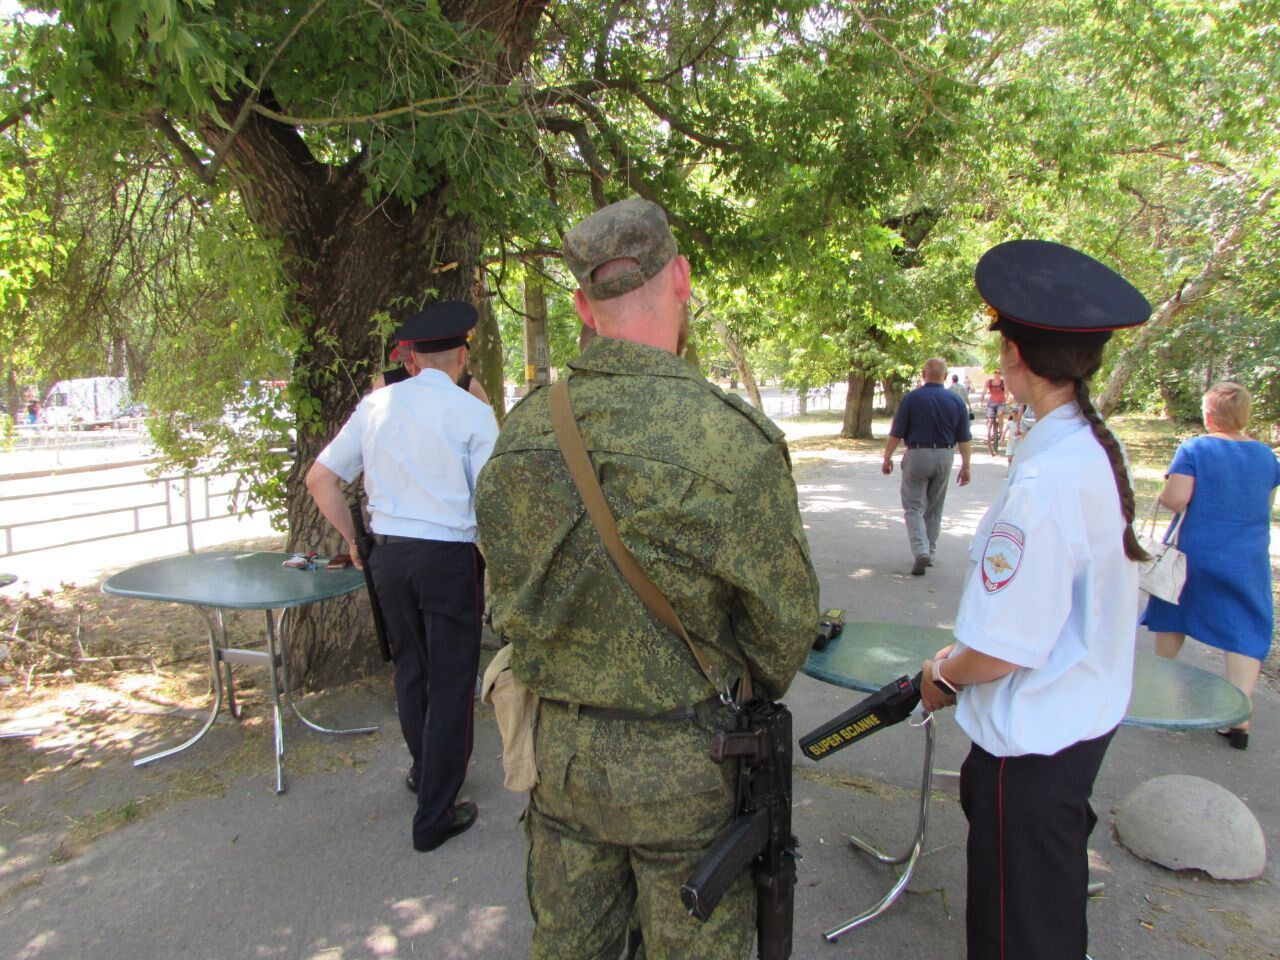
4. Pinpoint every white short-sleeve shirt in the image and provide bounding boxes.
[317,369,499,542]
[951,403,1138,757]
